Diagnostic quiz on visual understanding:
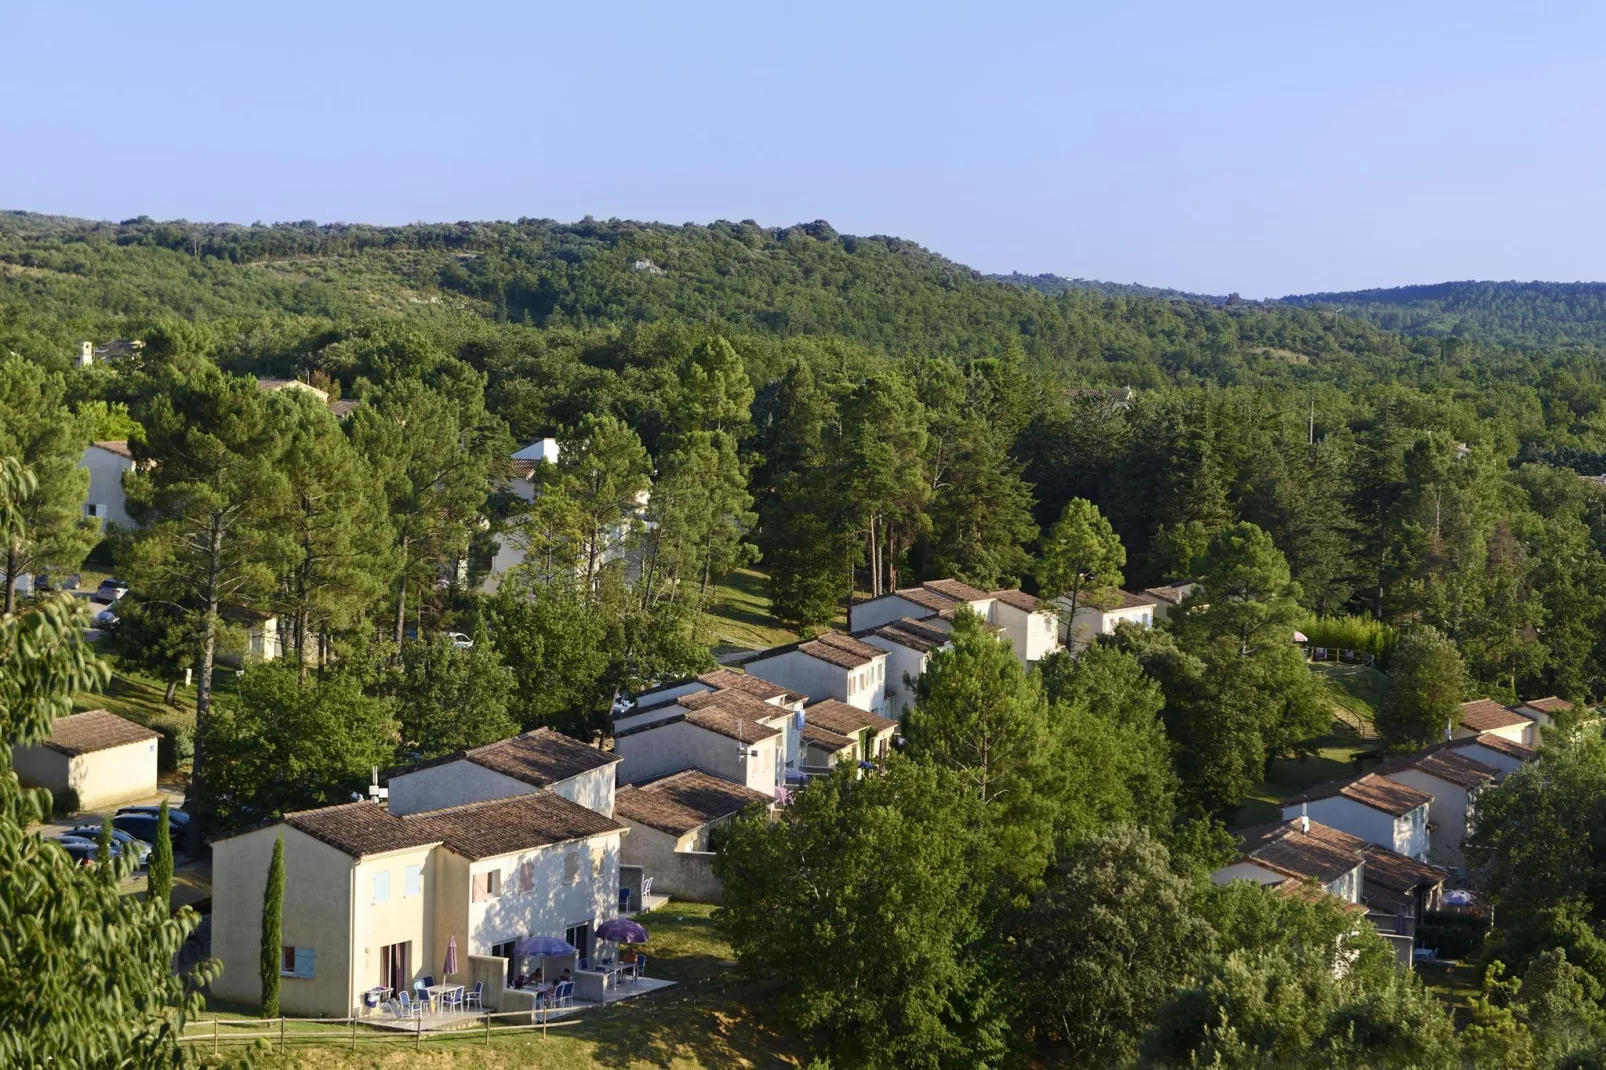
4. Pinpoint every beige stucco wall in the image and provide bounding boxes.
[387,761,534,816]
[352,844,437,1001]
[618,817,727,902]
[12,738,157,811]
[211,825,357,1016]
